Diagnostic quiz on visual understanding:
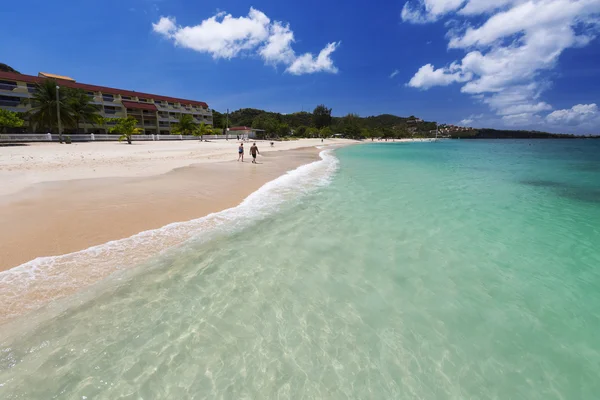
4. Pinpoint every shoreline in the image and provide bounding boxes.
[0,146,326,271]
[0,139,351,197]
[0,143,347,325]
